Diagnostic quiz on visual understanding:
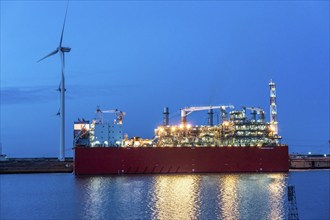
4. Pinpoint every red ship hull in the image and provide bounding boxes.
[74,146,289,175]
